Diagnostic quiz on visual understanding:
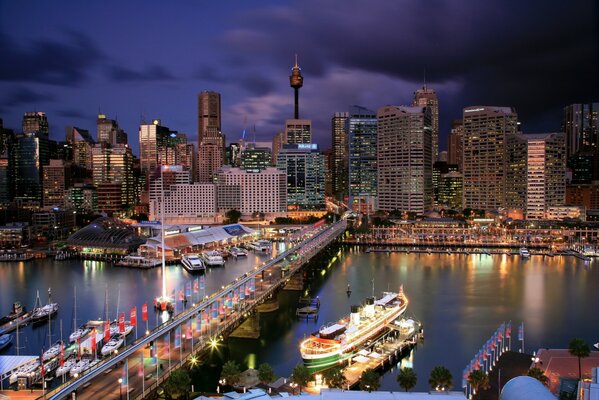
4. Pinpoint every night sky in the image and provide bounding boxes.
[1,0,597,155]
